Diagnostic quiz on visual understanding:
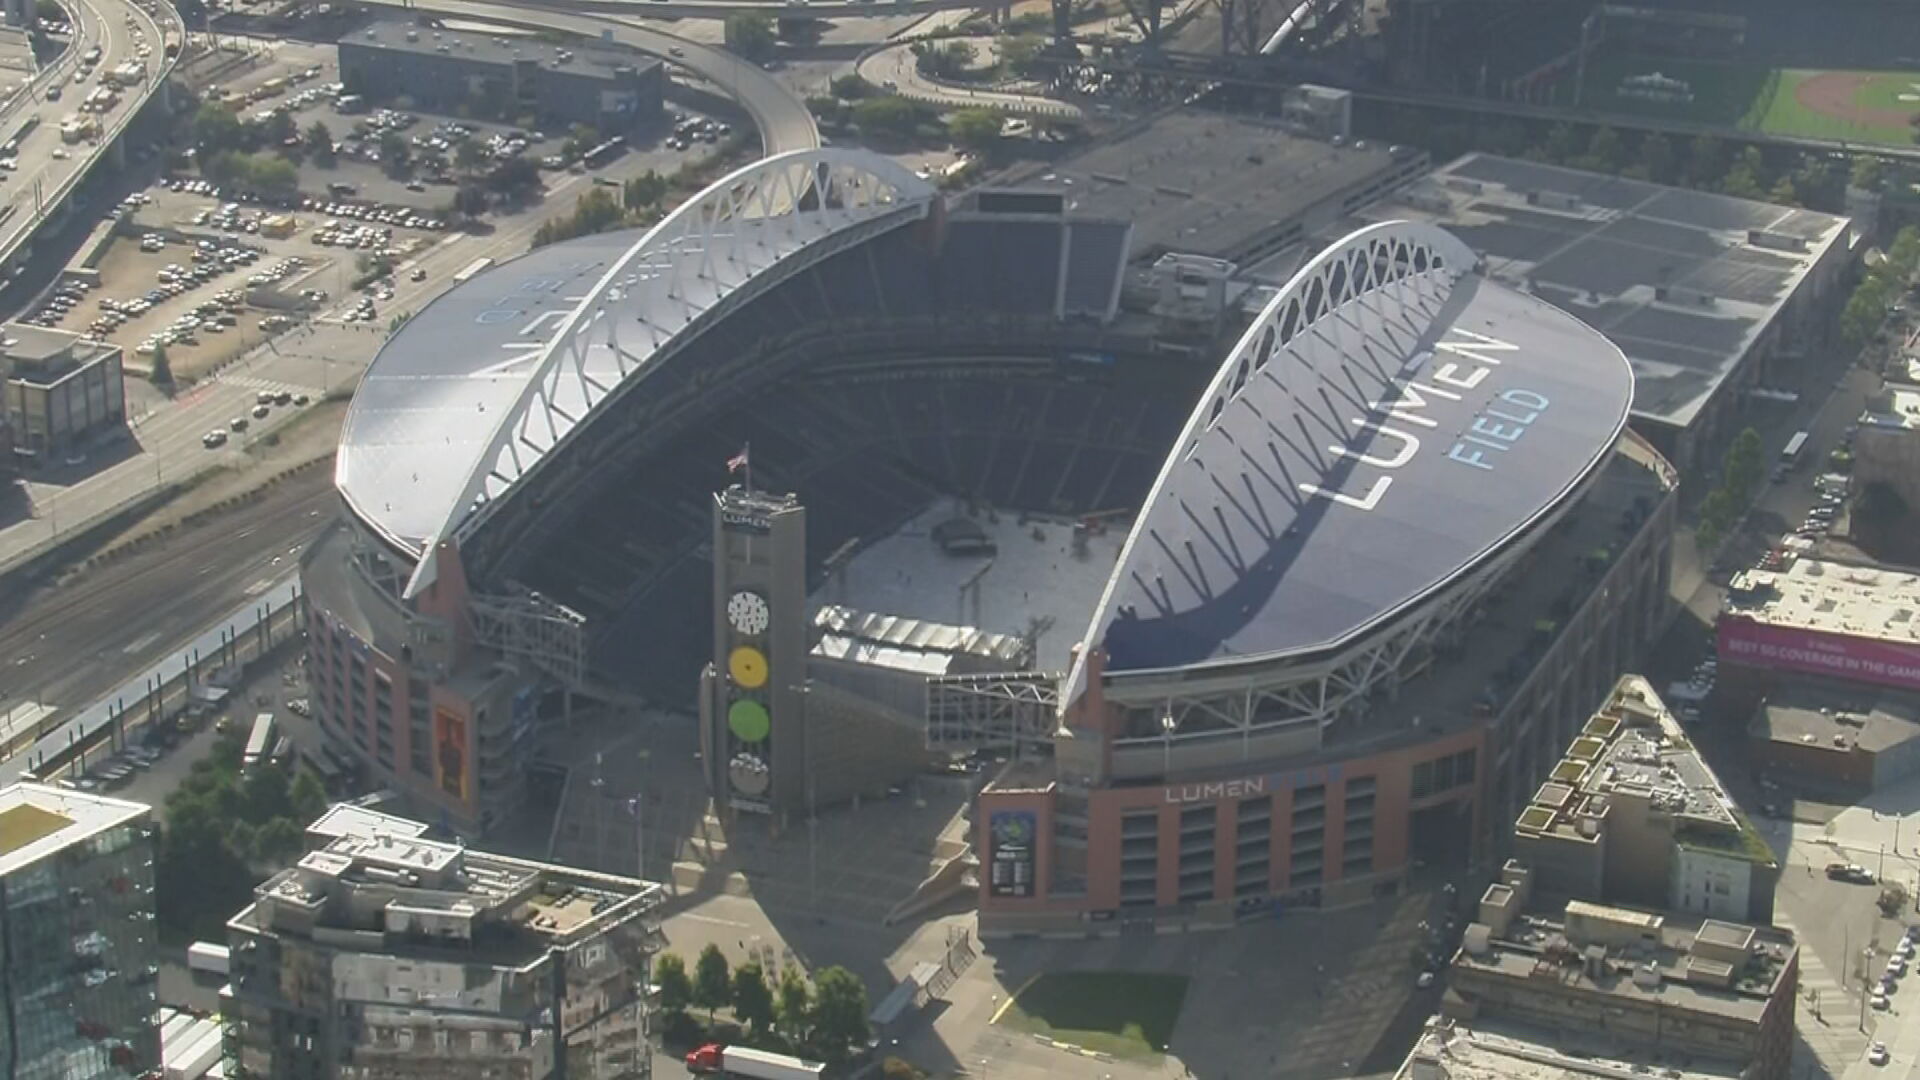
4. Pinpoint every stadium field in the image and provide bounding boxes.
[995,971,1189,1060]
[1566,50,1920,147]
